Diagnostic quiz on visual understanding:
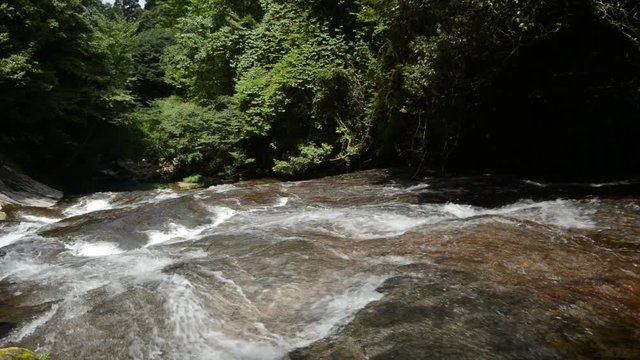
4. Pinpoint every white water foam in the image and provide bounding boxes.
[133,189,181,205]
[20,215,62,224]
[210,270,261,314]
[249,206,436,239]
[367,255,432,266]
[0,258,54,282]
[0,221,43,248]
[523,179,549,187]
[295,275,387,344]
[145,223,205,247]
[63,193,117,217]
[245,198,596,240]
[9,303,60,342]
[156,275,285,360]
[590,180,632,188]
[66,241,124,257]
[442,203,477,218]
[274,197,289,208]
[438,199,597,229]
[210,206,237,227]
[144,206,237,247]
[151,189,181,201]
[329,212,430,238]
[405,183,430,192]
[0,251,180,353]
[208,184,237,193]
[152,273,388,360]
